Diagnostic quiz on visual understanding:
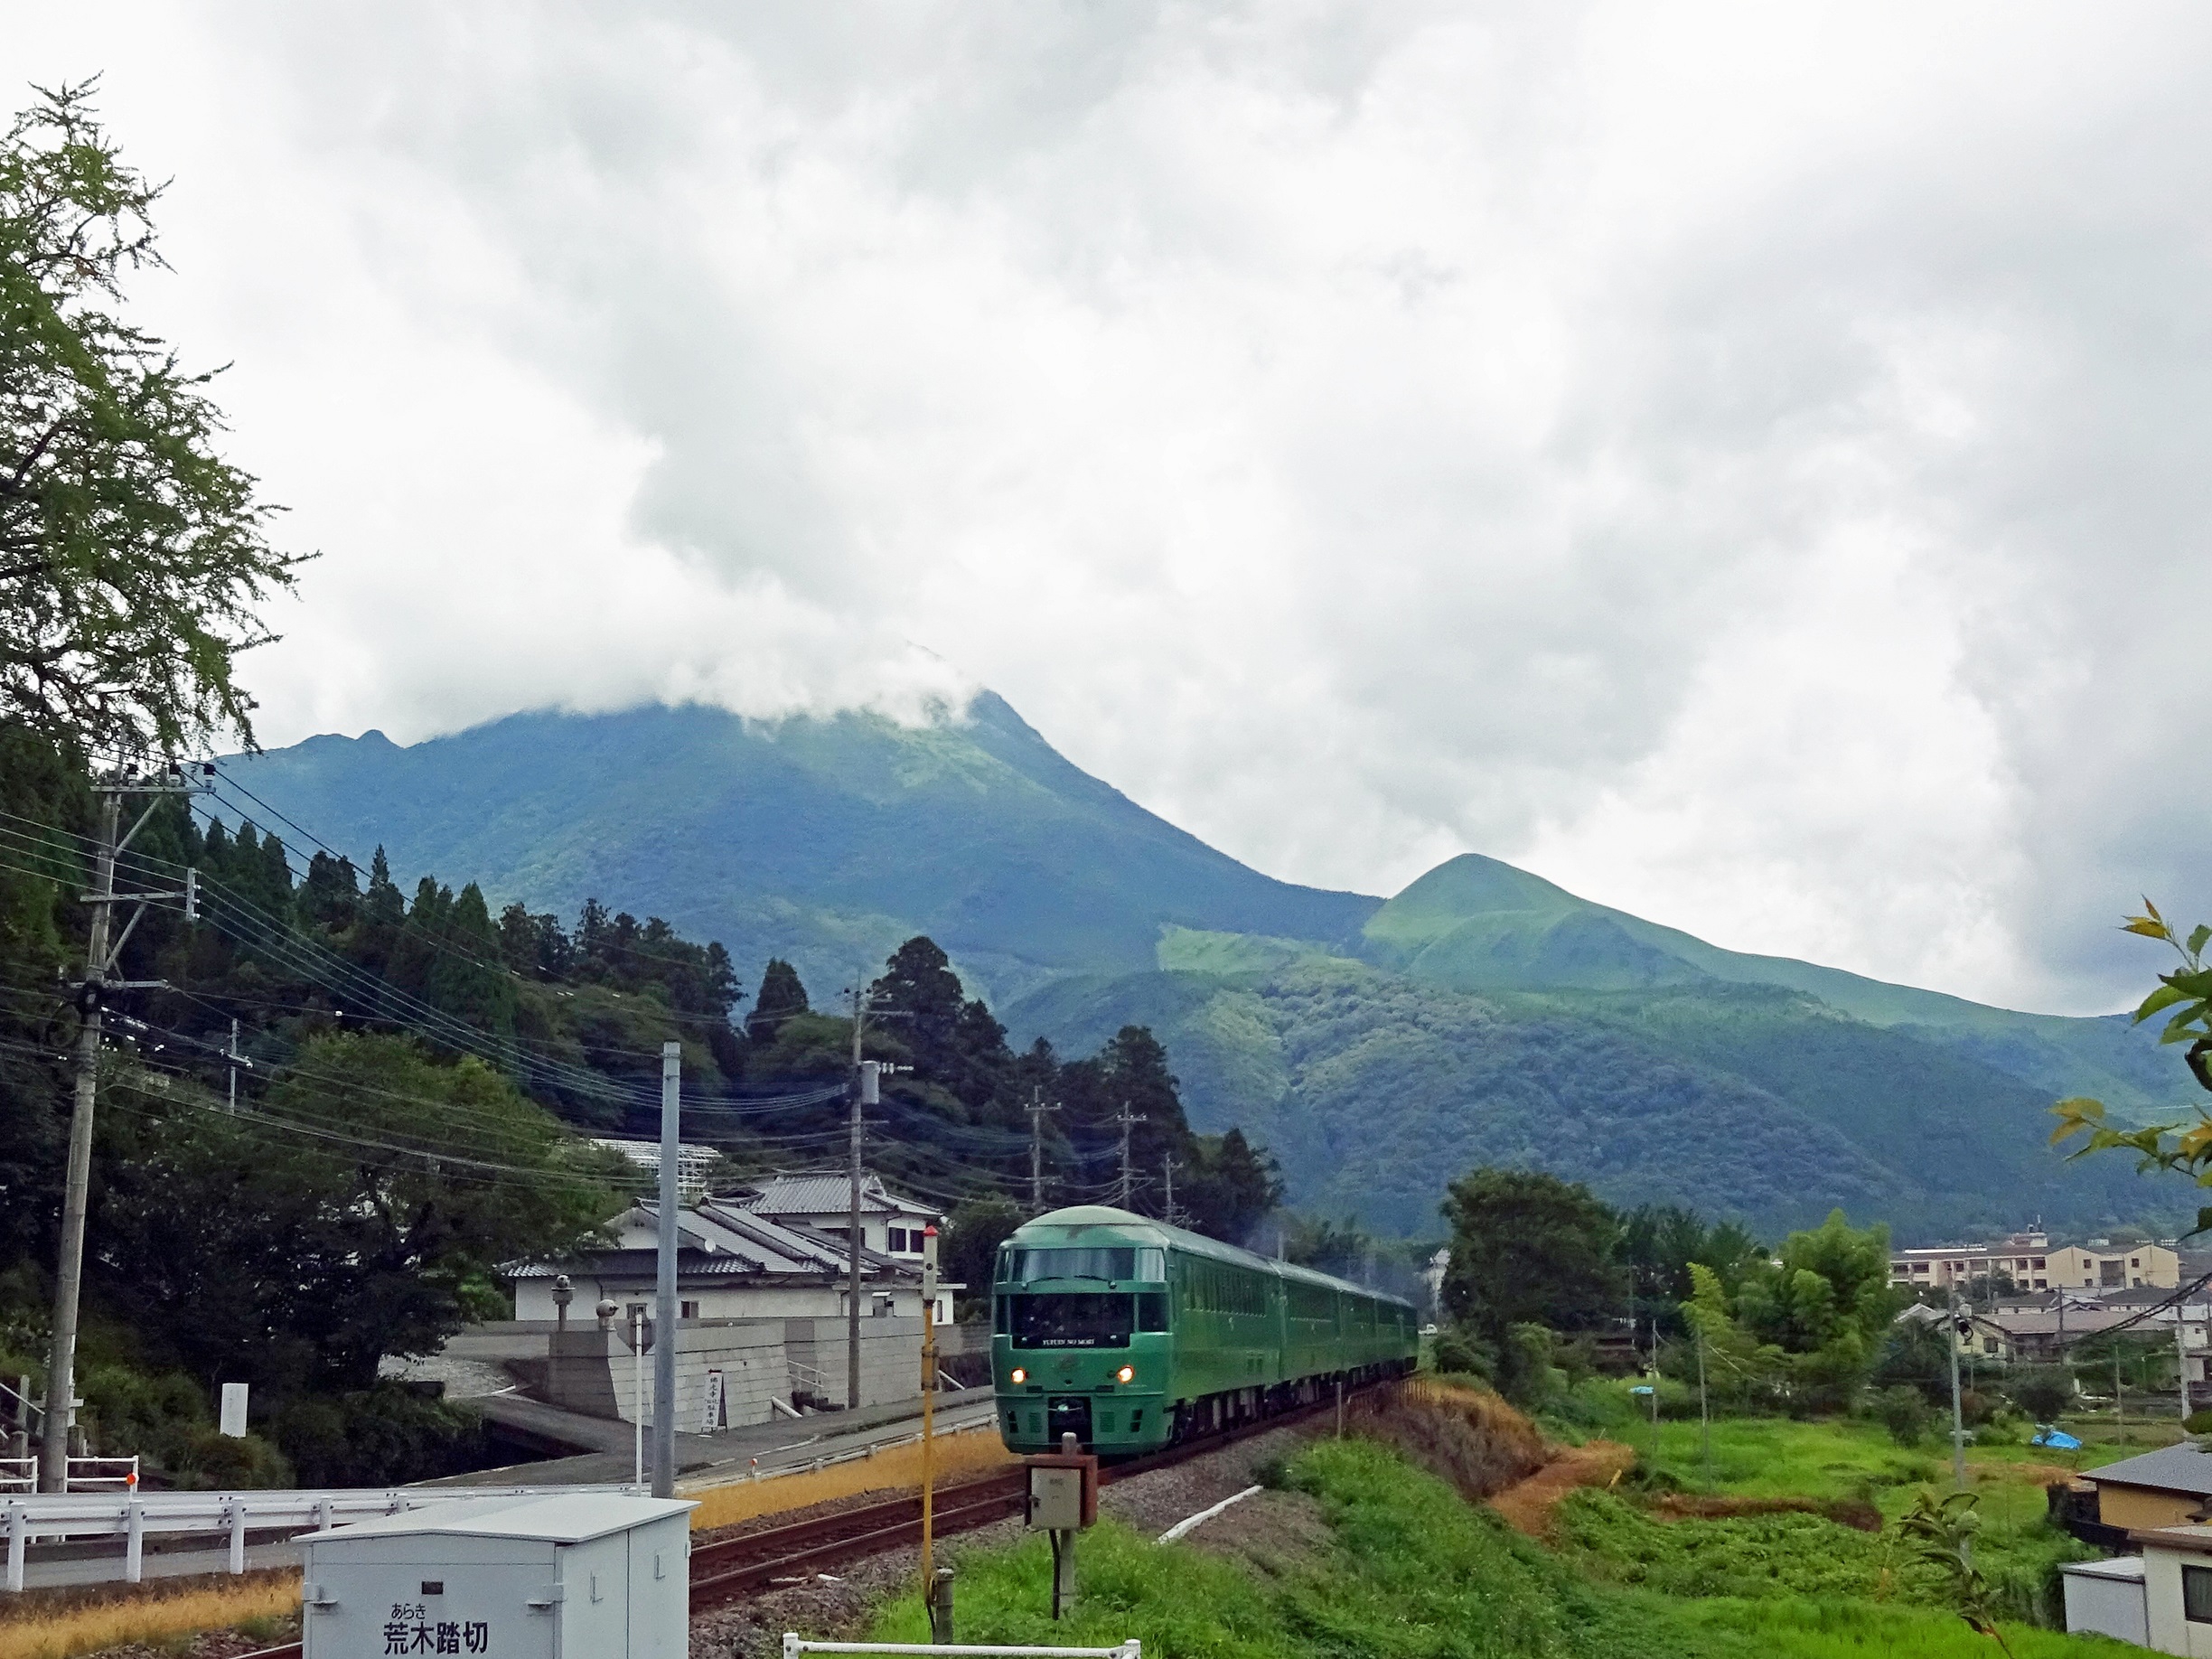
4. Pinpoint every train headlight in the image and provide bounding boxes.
[1010,1367,1026,1384]
[1116,1364,1134,1384]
